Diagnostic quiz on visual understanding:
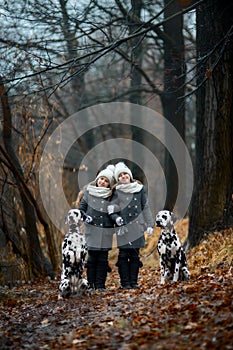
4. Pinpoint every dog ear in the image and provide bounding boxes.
[65,213,70,225]
[74,209,82,221]
[170,212,177,224]
[80,210,88,221]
